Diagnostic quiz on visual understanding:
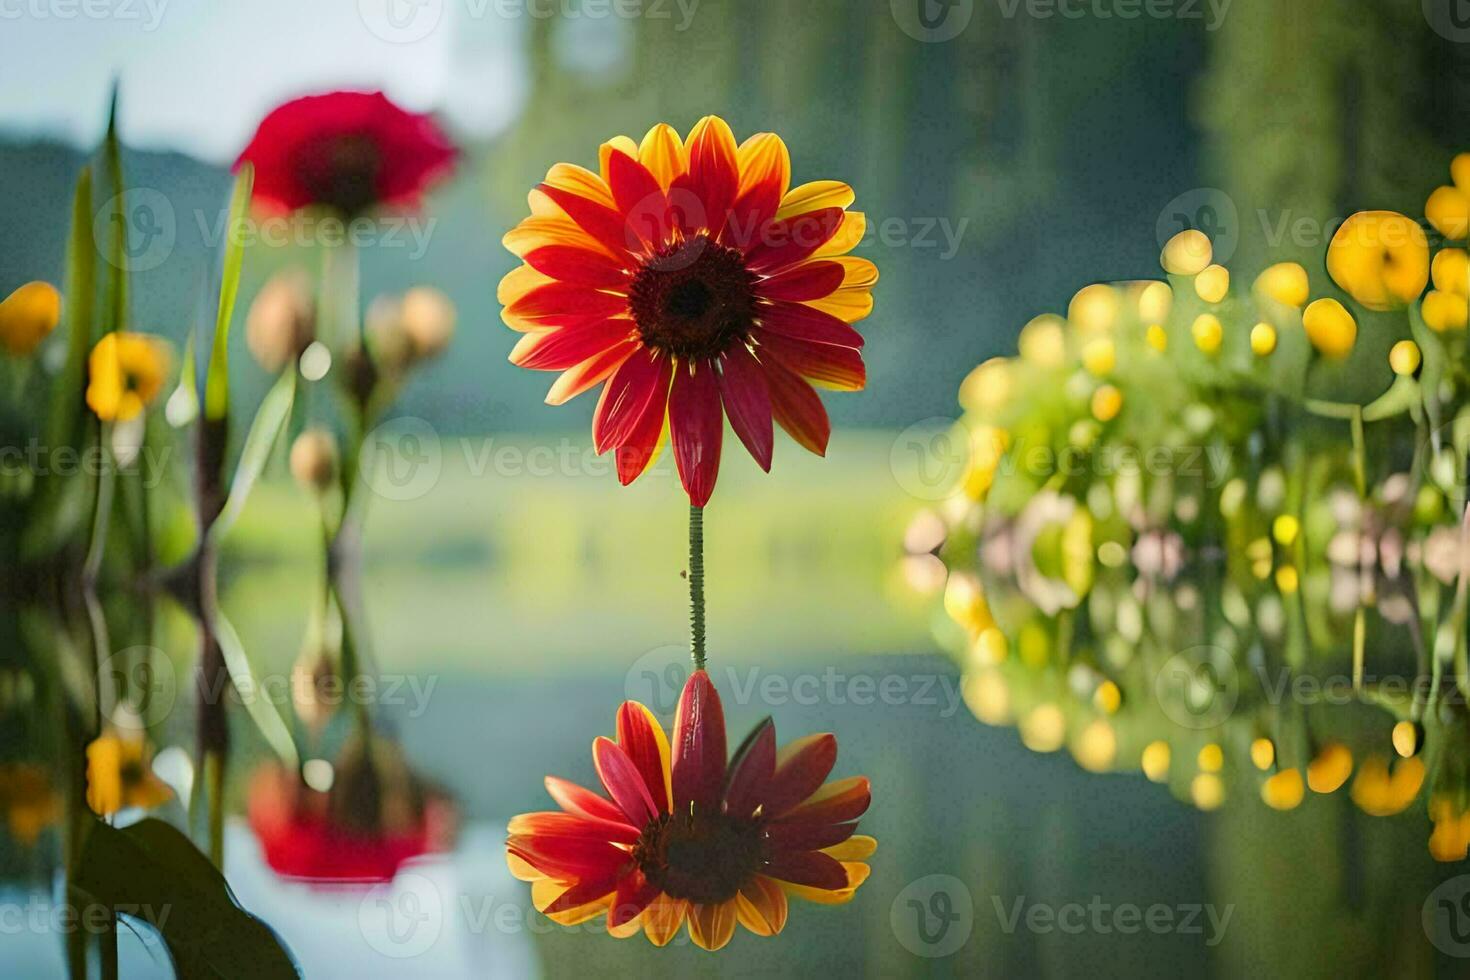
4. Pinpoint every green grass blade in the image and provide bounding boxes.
[209,368,296,540]
[48,166,96,453]
[204,164,254,422]
[205,604,300,769]
[103,82,127,333]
